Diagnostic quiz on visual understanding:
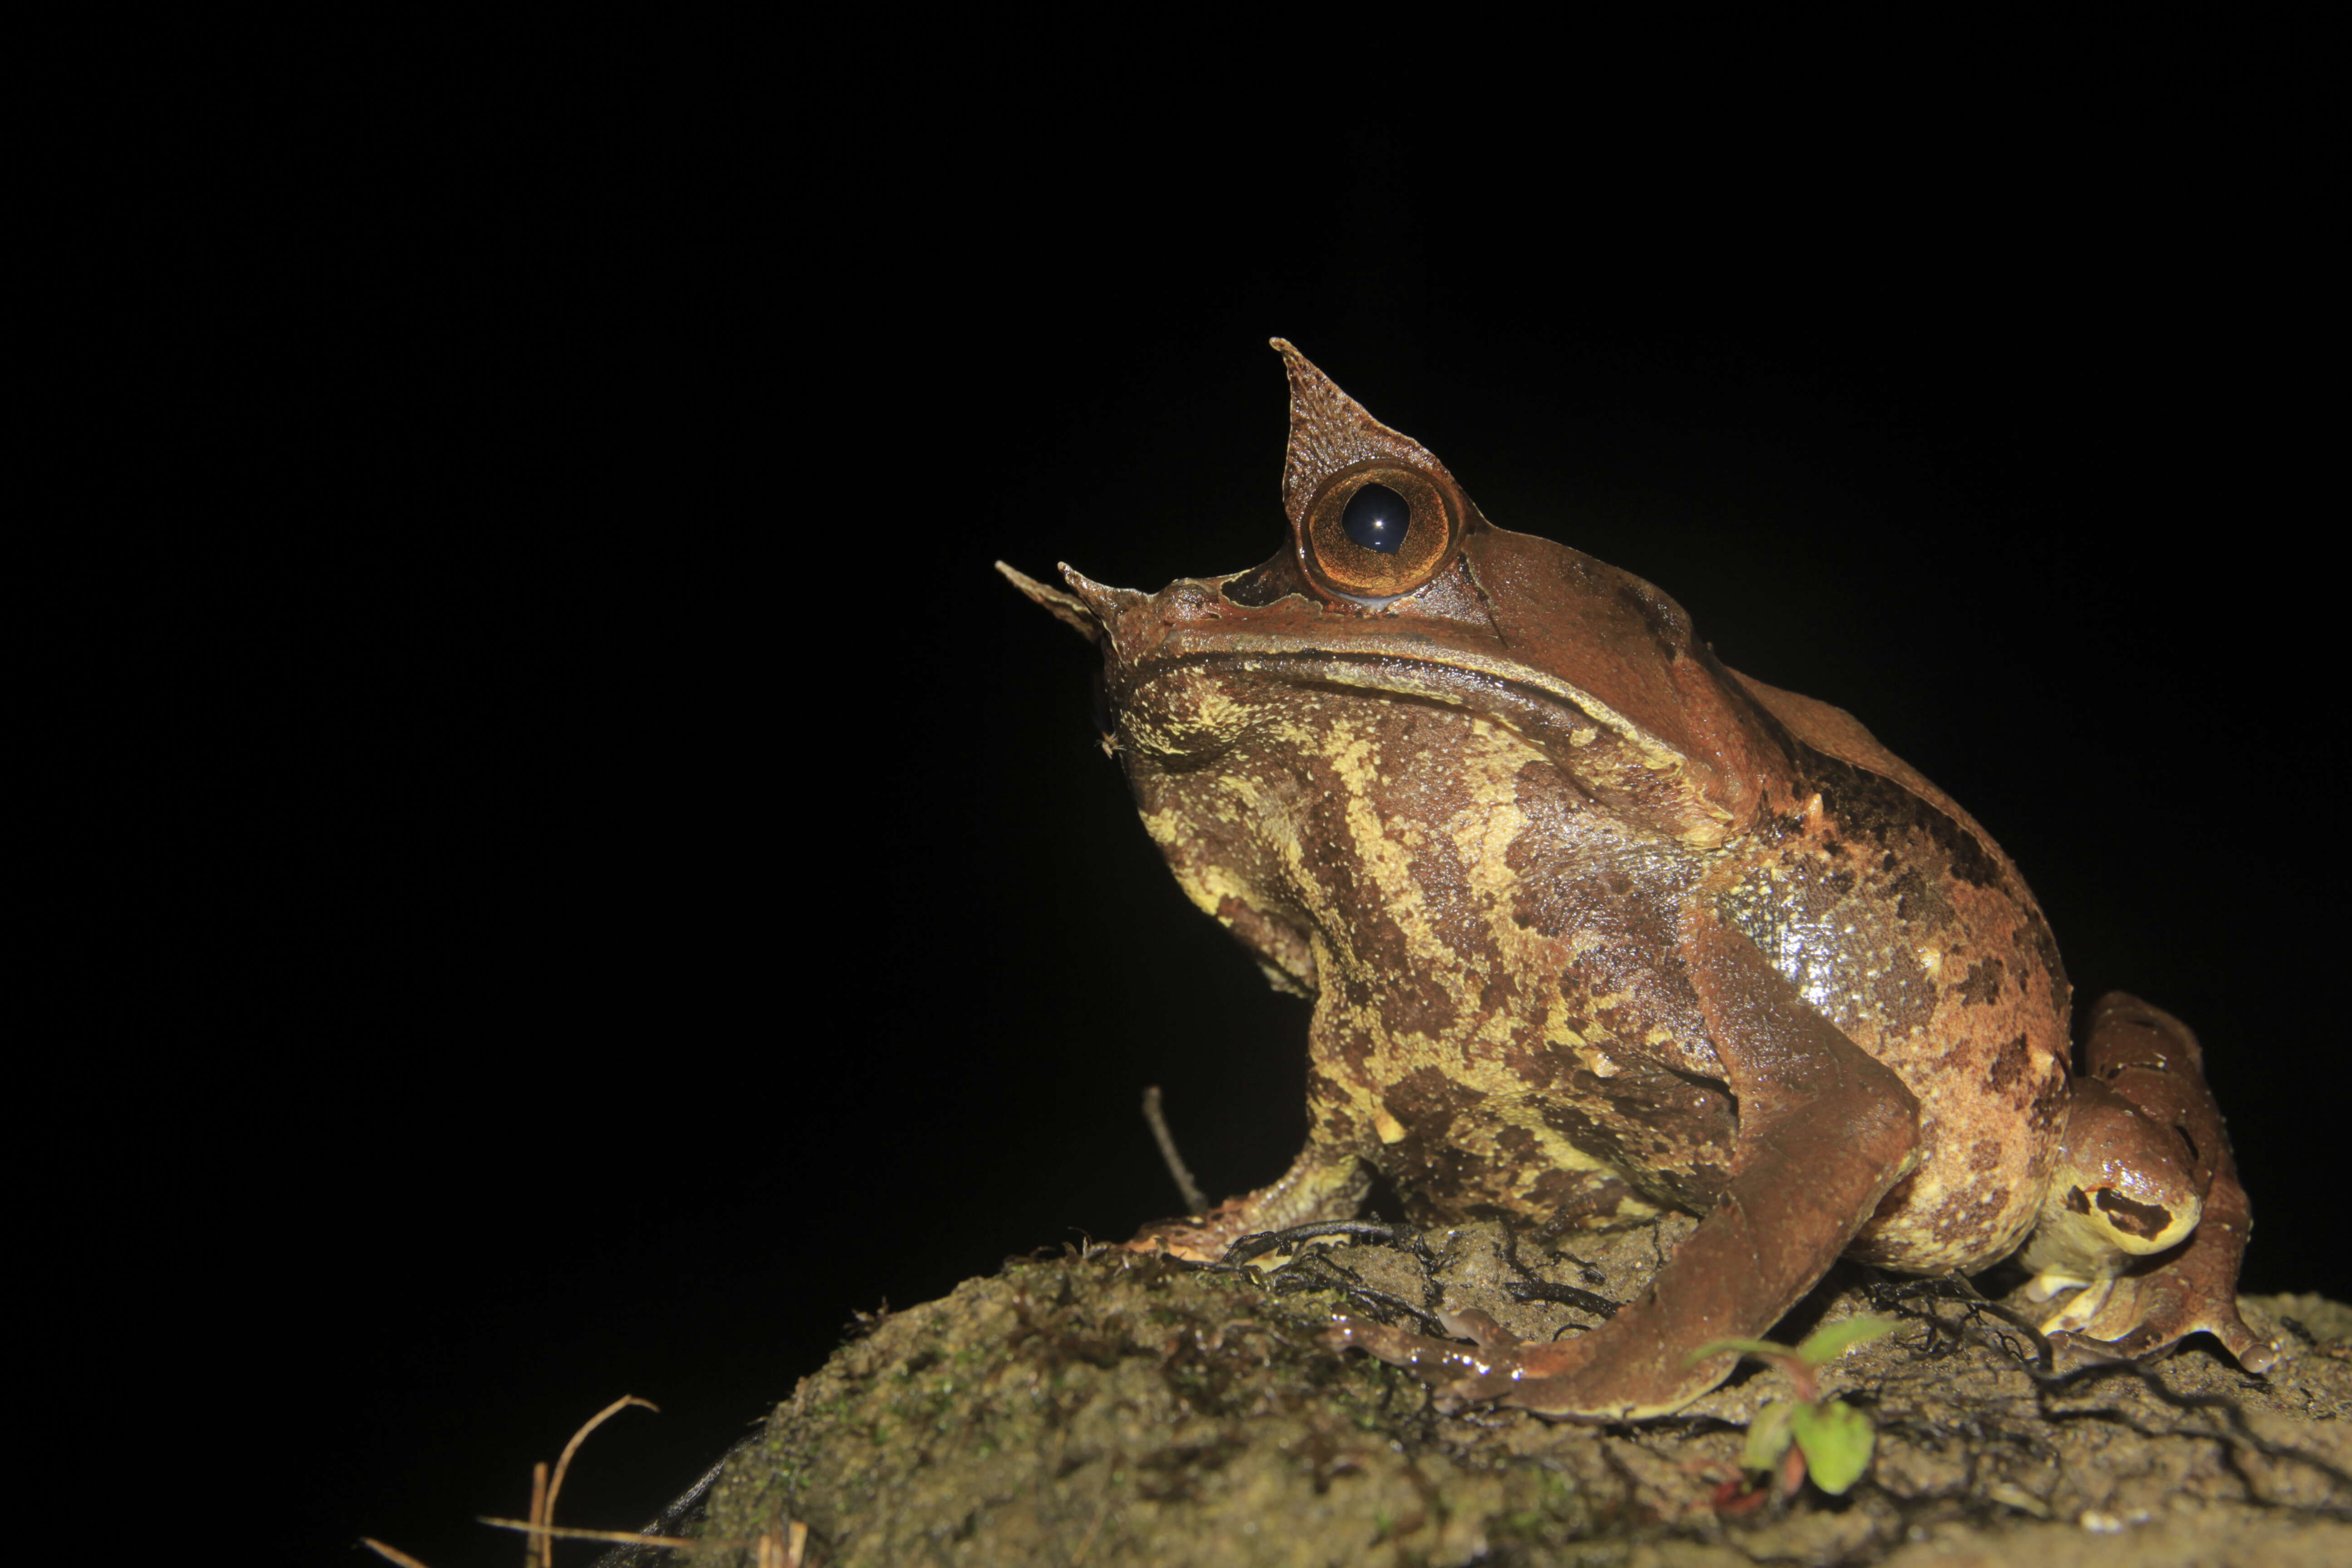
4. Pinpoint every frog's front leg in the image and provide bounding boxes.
[2027,993,2275,1372]
[1340,917,1921,1419]
[1127,1142,1372,1263]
